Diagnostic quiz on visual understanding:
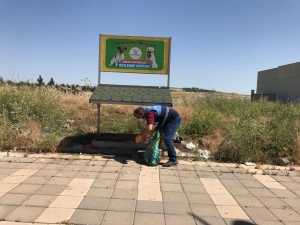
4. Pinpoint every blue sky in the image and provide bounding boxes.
[1,0,299,94]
